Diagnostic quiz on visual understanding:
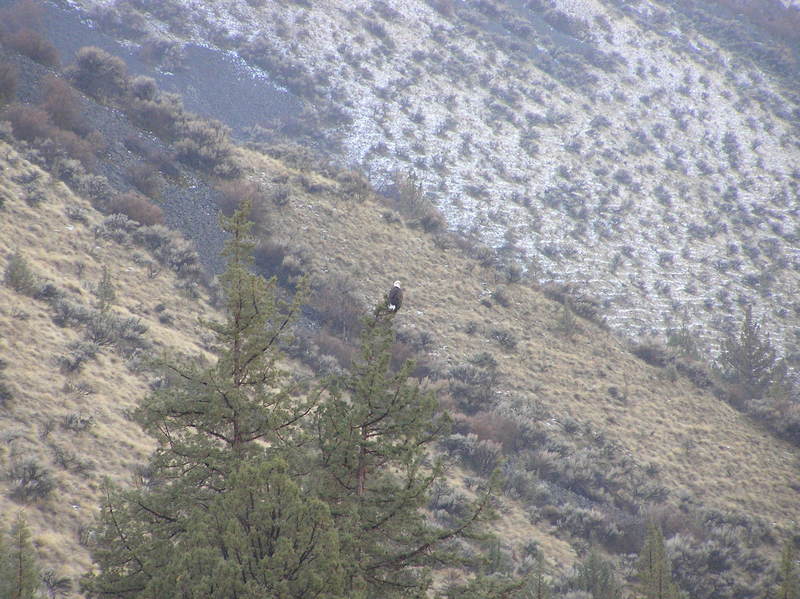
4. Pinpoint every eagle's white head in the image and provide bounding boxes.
[393,280,401,288]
